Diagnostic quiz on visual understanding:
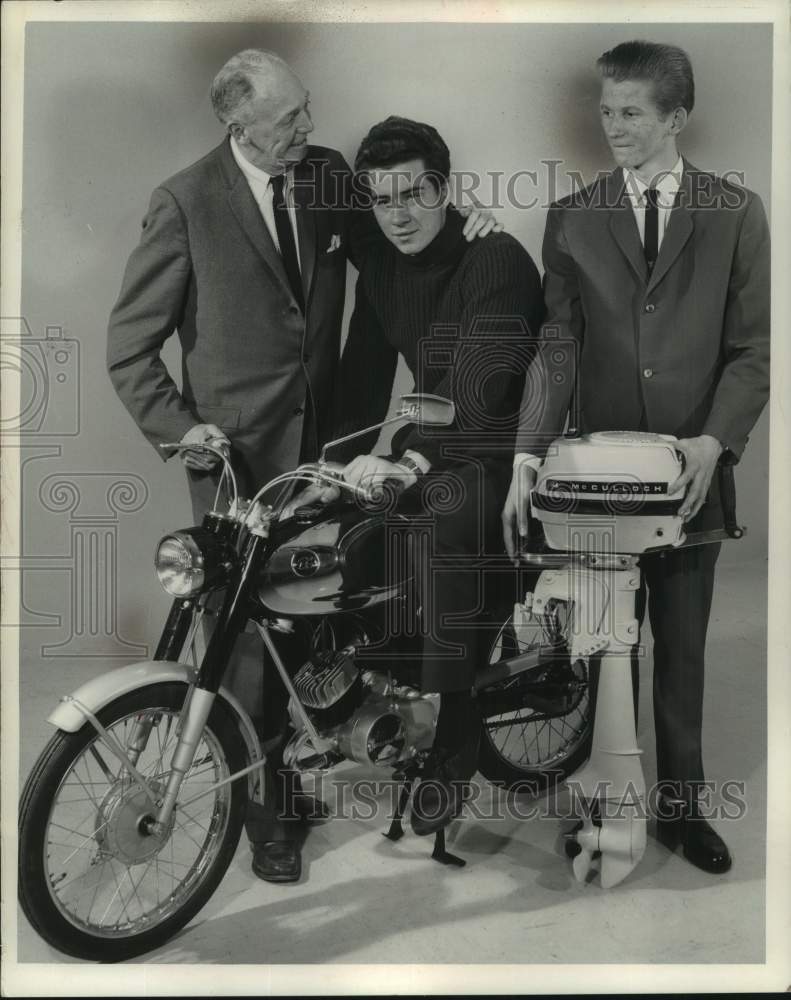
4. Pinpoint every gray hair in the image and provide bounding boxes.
[210,49,291,123]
